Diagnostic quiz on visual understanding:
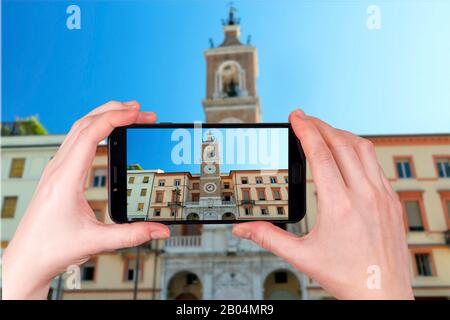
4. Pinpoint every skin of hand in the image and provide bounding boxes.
[2,101,171,300]
[233,109,414,300]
